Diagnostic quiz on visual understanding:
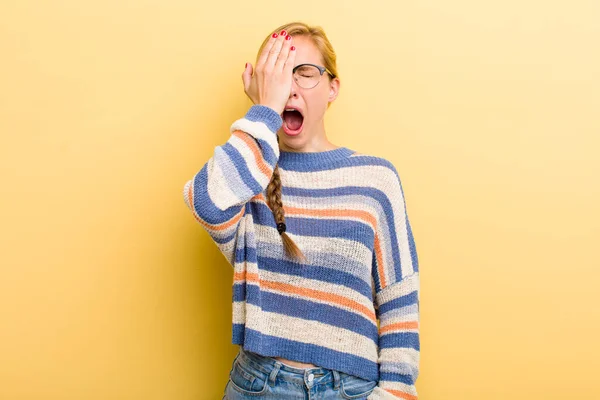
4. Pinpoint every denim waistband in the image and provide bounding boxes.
[235,346,342,389]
